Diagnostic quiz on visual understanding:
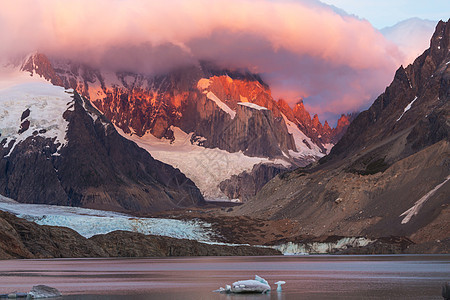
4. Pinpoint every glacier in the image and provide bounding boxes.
[0,195,215,241]
[274,237,373,255]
